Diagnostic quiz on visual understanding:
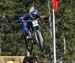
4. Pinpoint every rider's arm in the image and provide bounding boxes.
[37,14,48,20]
[22,13,30,22]
[37,14,49,23]
[20,13,30,23]
[18,16,26,24]
[40,15,48,20]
